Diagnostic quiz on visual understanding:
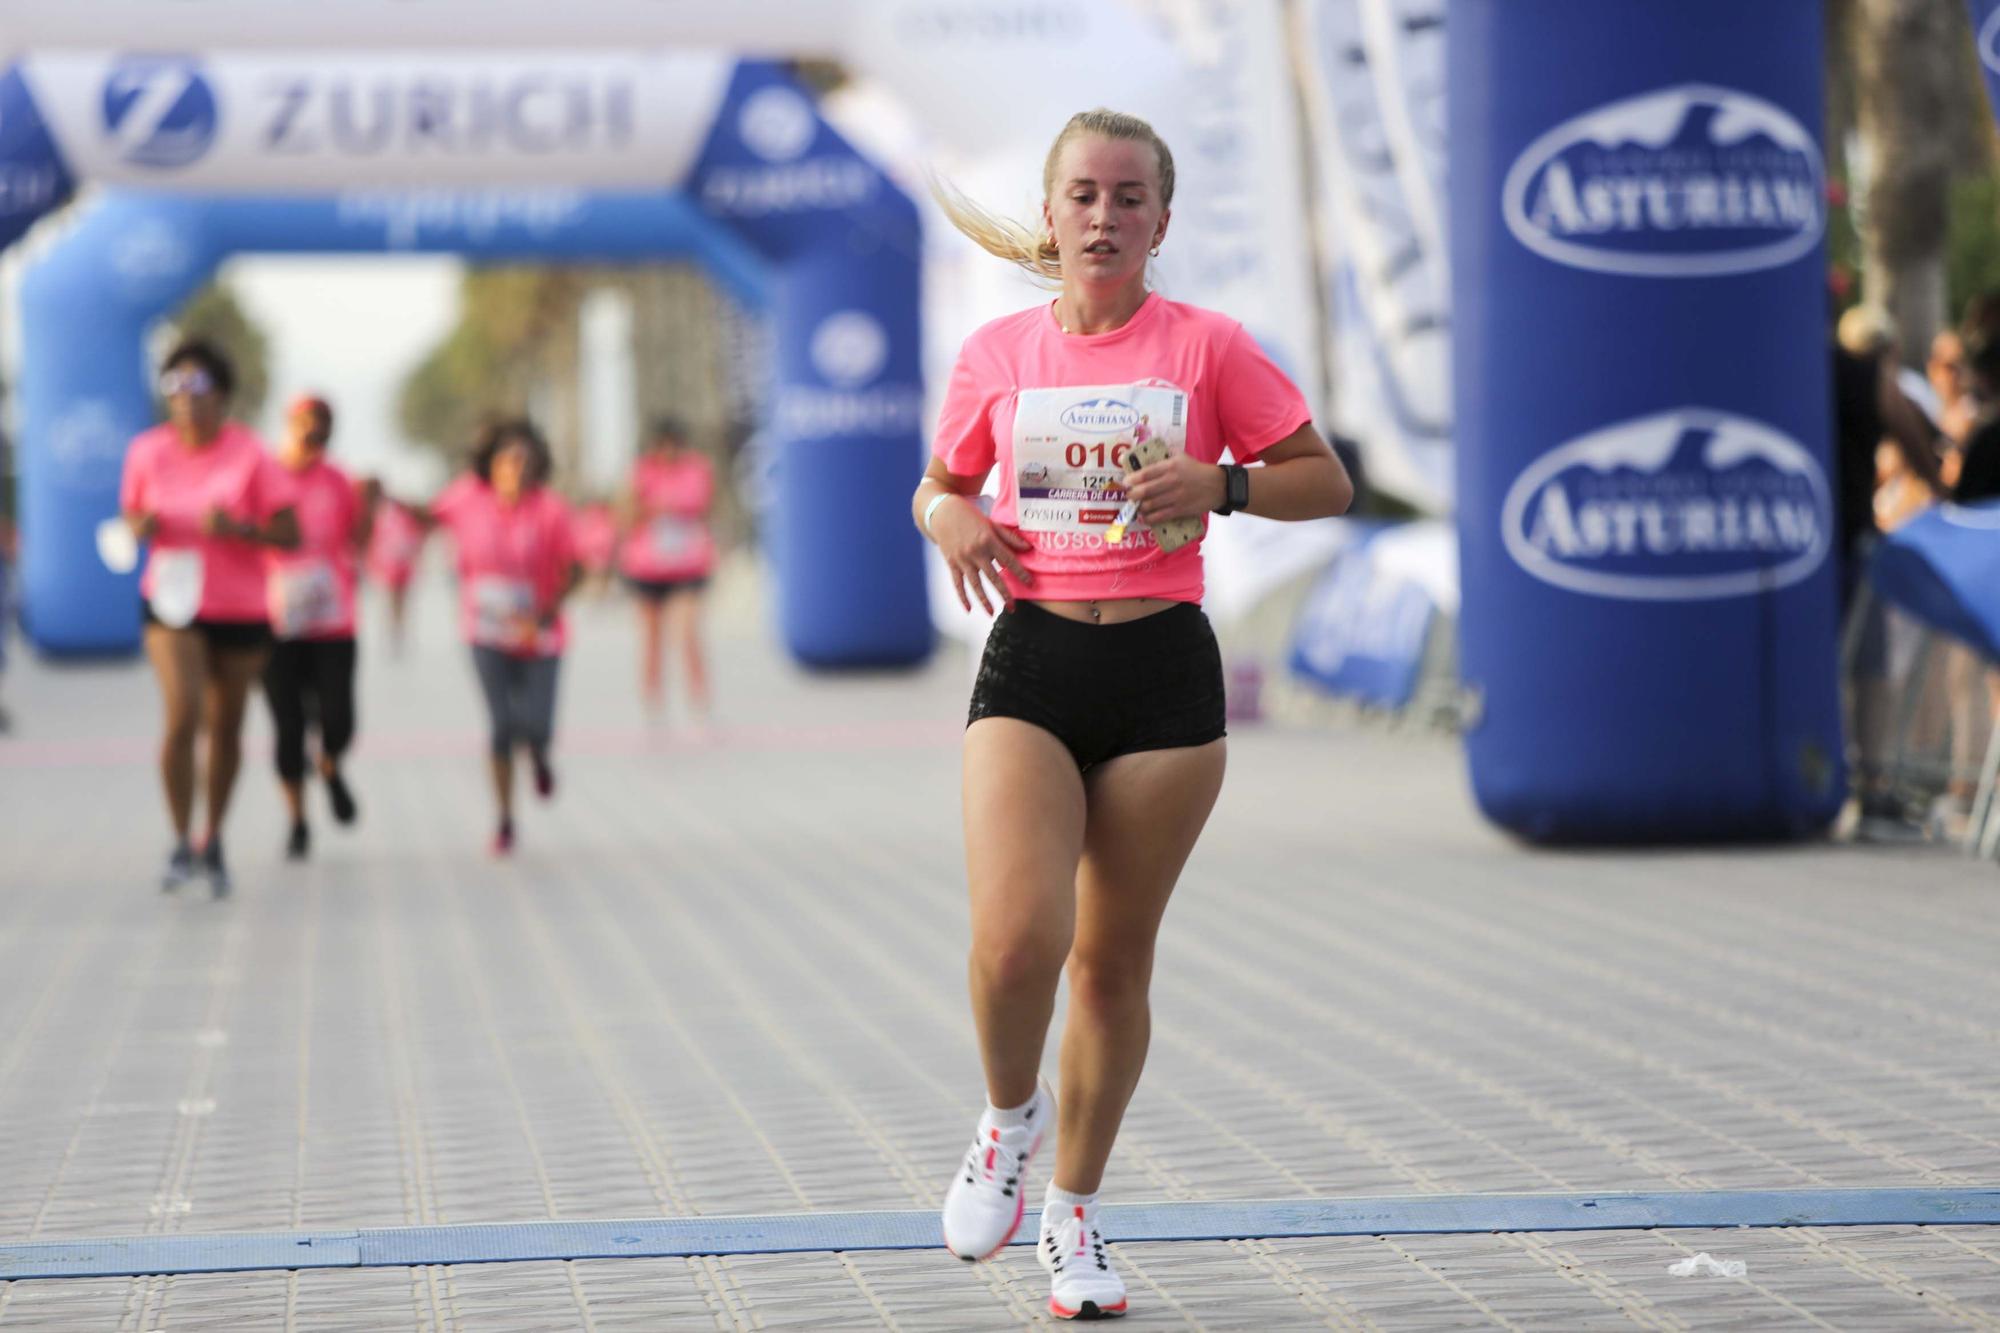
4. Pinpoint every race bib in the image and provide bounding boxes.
[470,575,536,650]
[270,560,342,640]
[649,515,700,561]
[148,549,205,629]
[1013,382,1189,549]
